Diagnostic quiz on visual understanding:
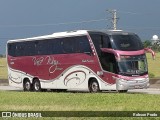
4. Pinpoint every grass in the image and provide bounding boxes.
[0,91,160,119]
[147,52,160,78]
[1,91,160,111]
[0,57,7,79]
